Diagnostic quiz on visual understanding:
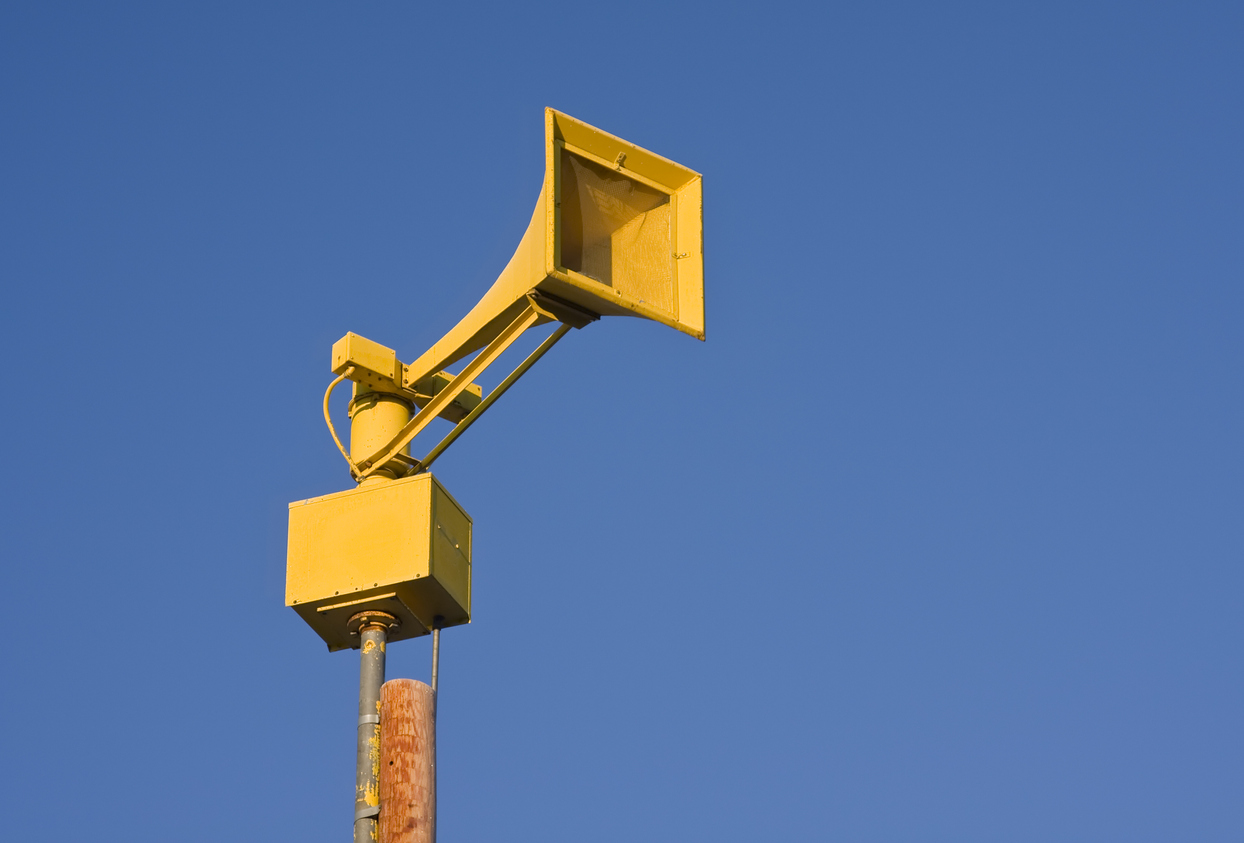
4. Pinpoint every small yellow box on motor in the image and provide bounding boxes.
[286,473,471,651]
